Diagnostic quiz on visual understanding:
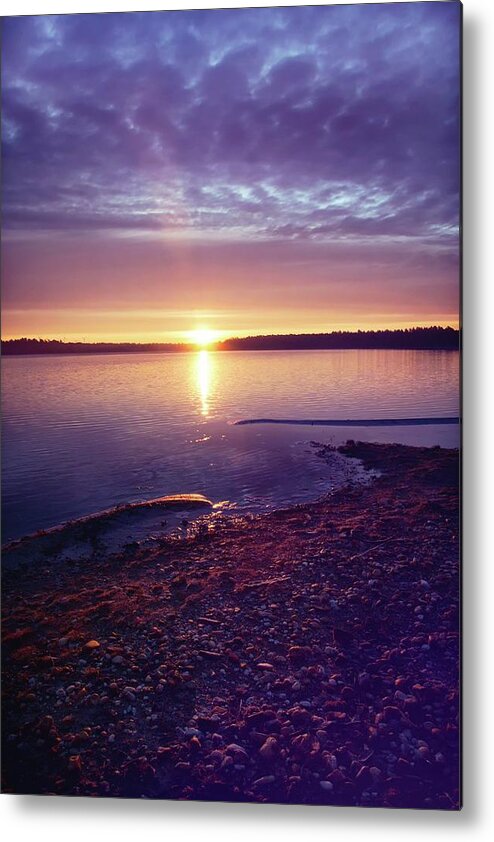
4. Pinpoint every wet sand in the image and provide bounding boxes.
[1,441,460,808]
